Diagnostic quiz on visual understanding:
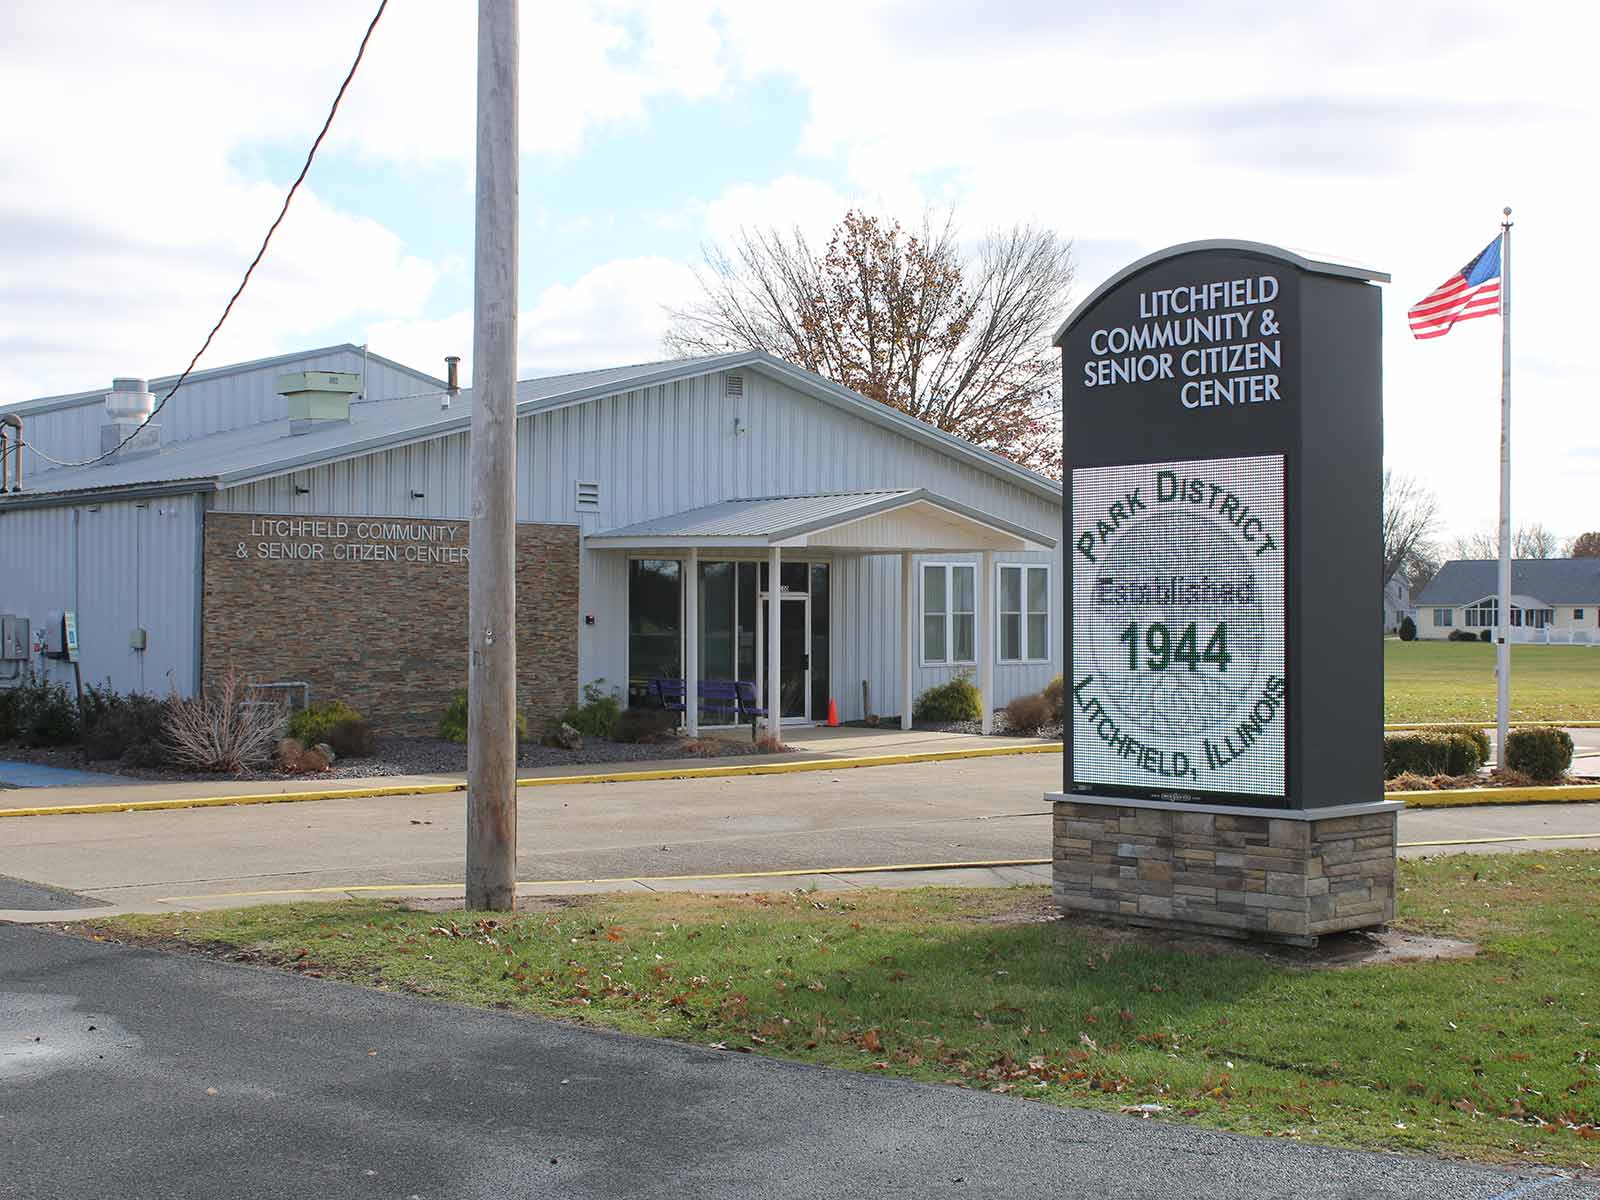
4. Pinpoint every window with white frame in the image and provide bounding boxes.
[998,564,1050,662]
[922,562,975,665]
[1433,608,1453,627]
